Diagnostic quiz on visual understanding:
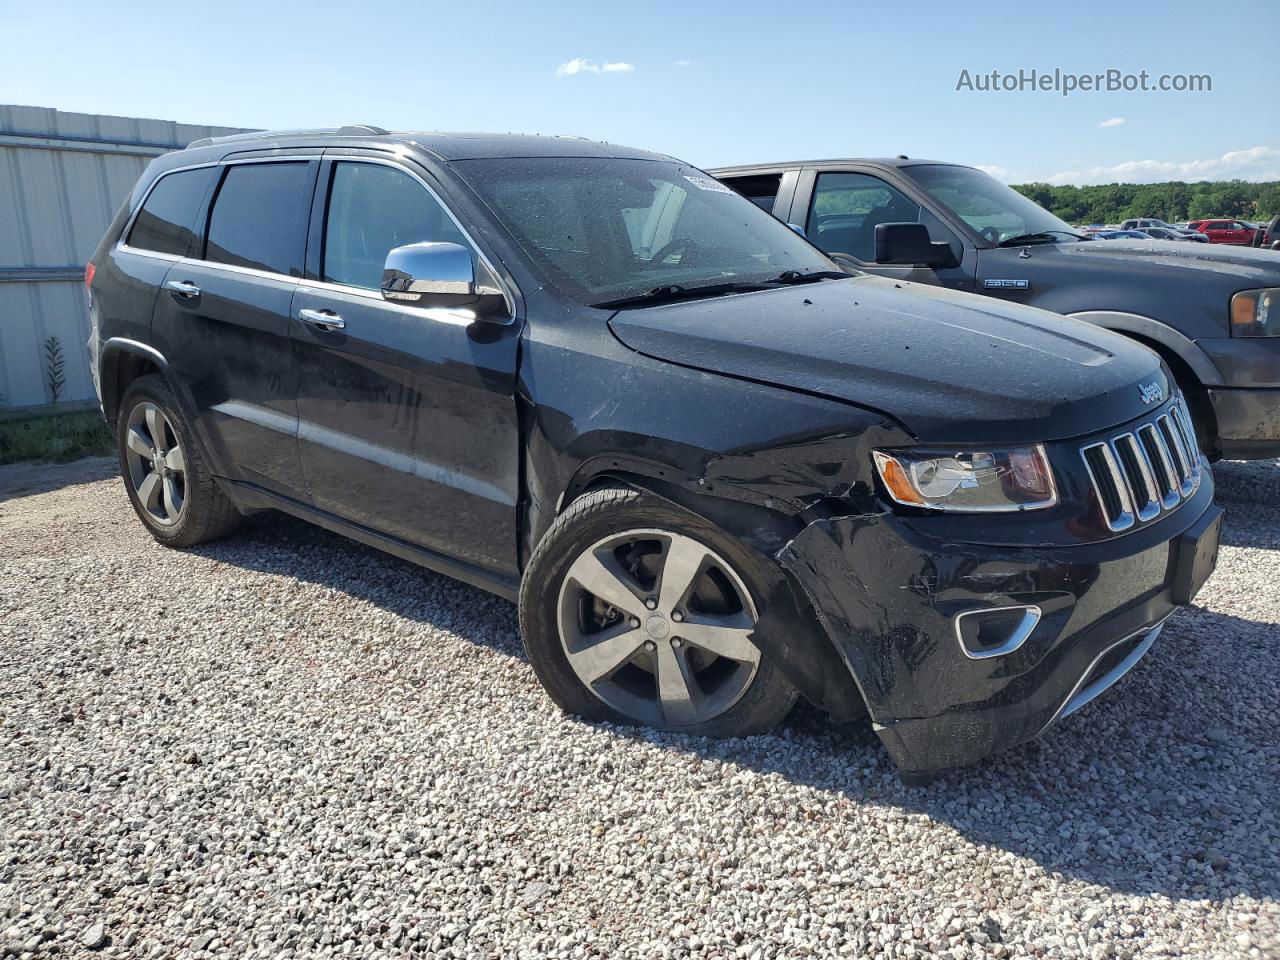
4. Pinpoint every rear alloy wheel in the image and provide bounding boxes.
[116,374,240,547]
[520,485,797,736]
[123,401,187,526]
